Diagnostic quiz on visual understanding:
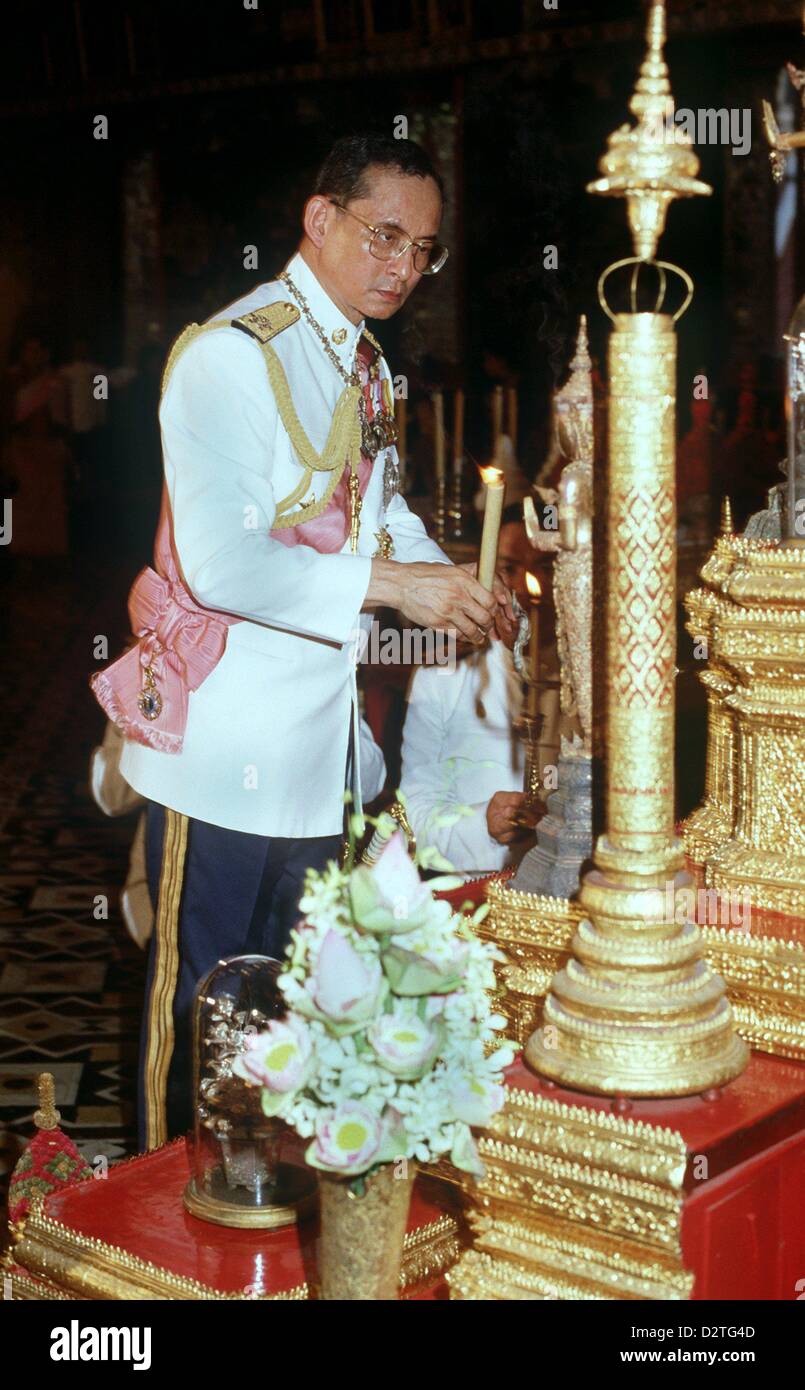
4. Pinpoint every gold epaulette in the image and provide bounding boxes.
[233,301,300,343]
